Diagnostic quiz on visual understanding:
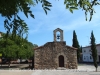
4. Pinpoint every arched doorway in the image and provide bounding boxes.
[59,55,64,67]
